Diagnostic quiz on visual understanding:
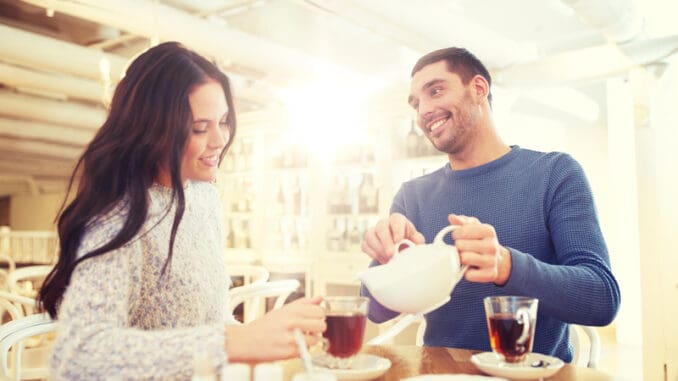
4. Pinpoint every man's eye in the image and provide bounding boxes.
[431,88,443,96]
